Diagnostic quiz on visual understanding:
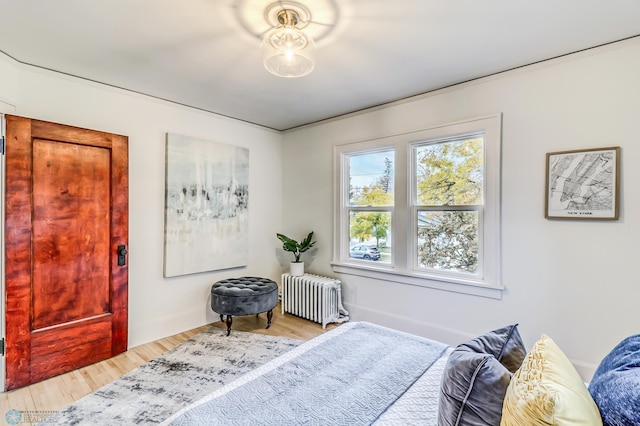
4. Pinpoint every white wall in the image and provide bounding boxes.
[0,54,284,349]
[281,37,640,379]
